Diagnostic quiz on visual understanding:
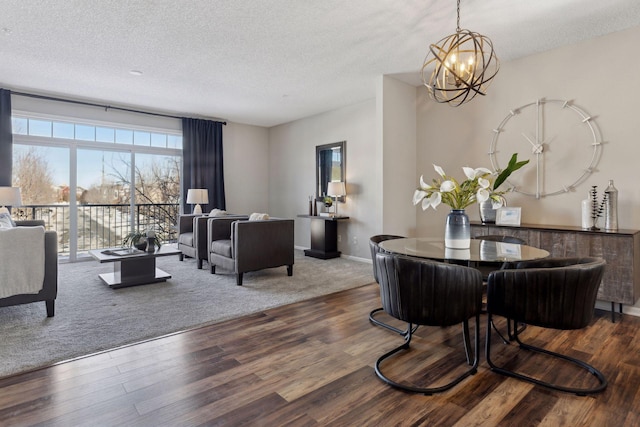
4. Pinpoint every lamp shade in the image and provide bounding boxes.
[326,182,346,197]
[186,189,208,205]
[0,187,22,206]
